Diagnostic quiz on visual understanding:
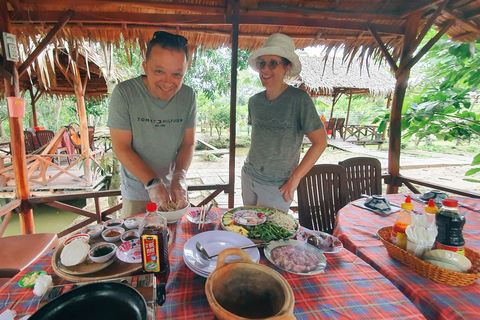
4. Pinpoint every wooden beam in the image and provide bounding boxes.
[410,0,448,53]
[255,2,403,21]
[18,0,226,15]
[396,19,455,77]
[399,0,444,18]
[367,24,398,73]
[10,10,405,35]
[387,12,421,194]
[17,10,74,77]
[228,0,239,209]
[442,9,480,36]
